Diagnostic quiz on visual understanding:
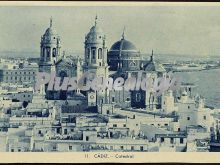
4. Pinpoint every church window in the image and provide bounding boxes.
[92,49,96,59]
[98,48,102,59]
[47,48,50,57]
[52,48,56,57]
